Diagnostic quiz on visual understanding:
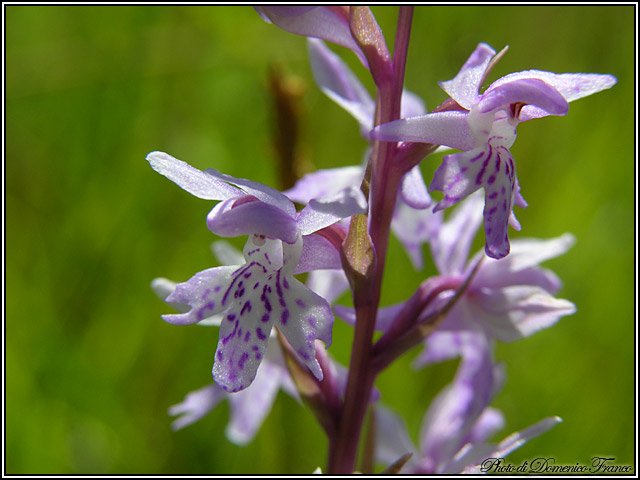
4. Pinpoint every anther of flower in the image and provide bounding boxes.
[372,42,617,259]
[147,151,367,392]
[286,38,435,269]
